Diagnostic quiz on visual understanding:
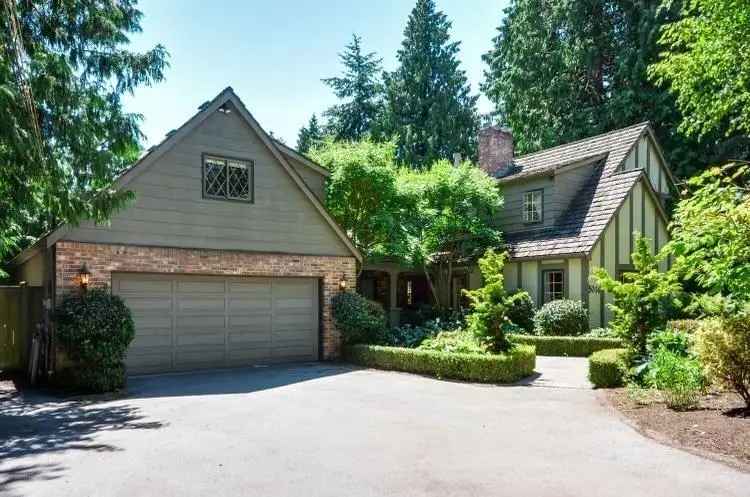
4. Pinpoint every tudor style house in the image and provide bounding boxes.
[362,122,675,329]
[9,87,360,376]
